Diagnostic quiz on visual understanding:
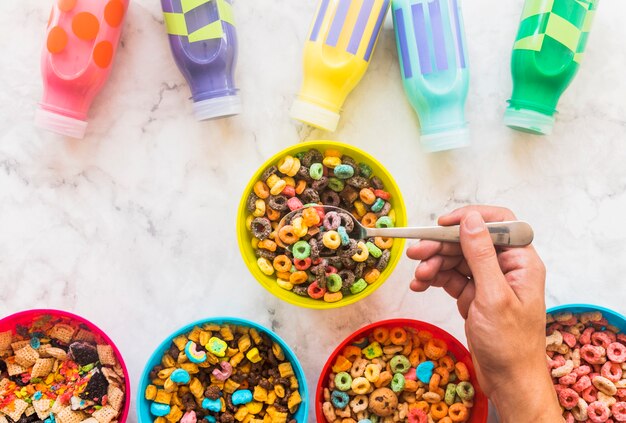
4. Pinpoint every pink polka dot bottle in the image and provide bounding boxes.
[35,0,129,139]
